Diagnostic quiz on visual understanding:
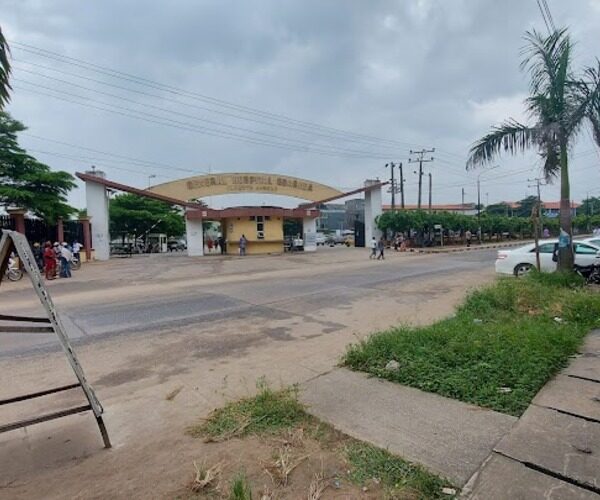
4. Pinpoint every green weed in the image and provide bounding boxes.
[345,442,452,499]
[229,473,252,500]
[187,382,307,440]
[344,274,600,416]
